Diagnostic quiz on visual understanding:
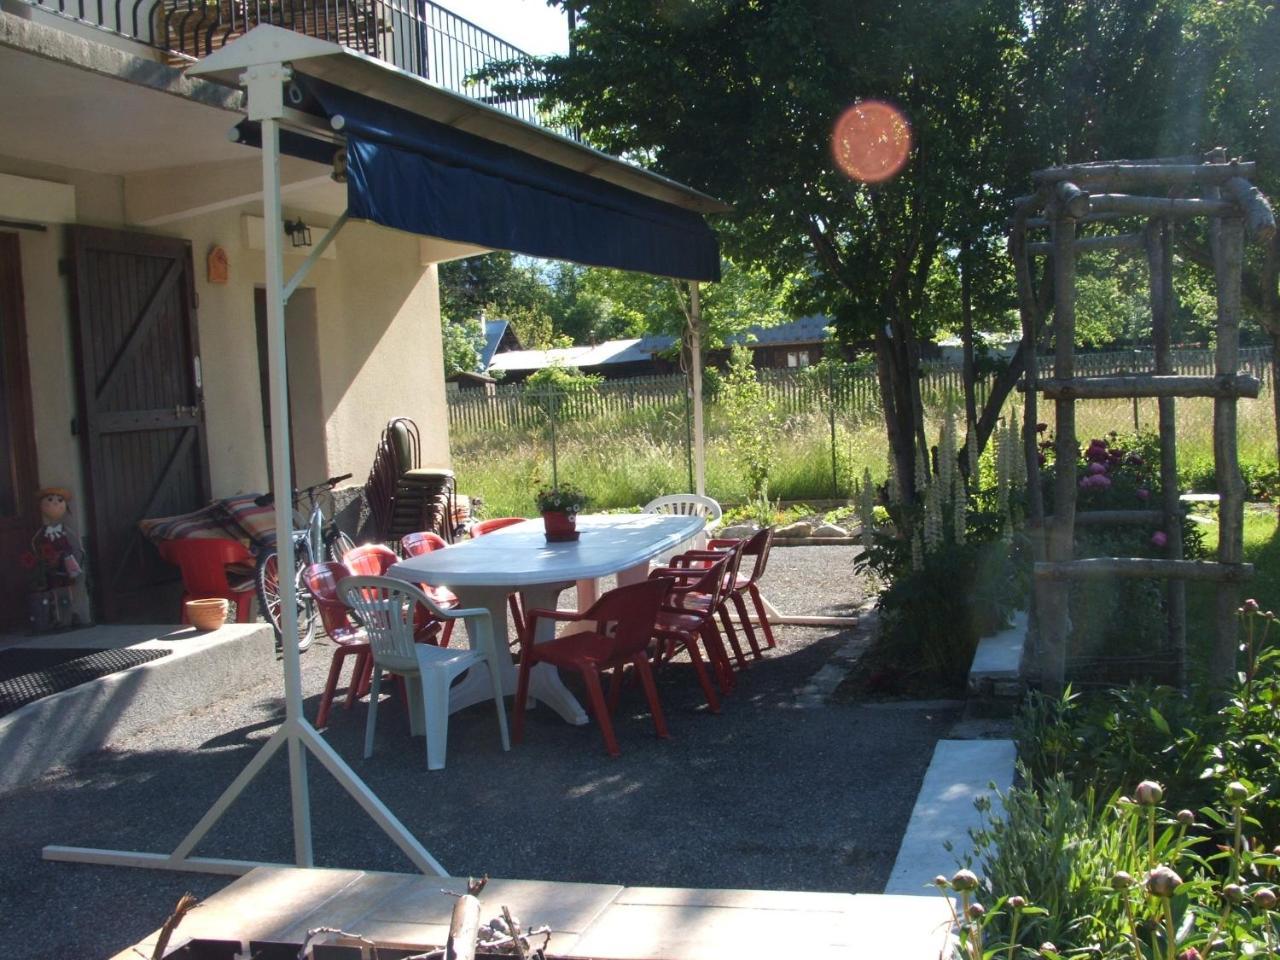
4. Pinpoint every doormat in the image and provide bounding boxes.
[0,647,172,717]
